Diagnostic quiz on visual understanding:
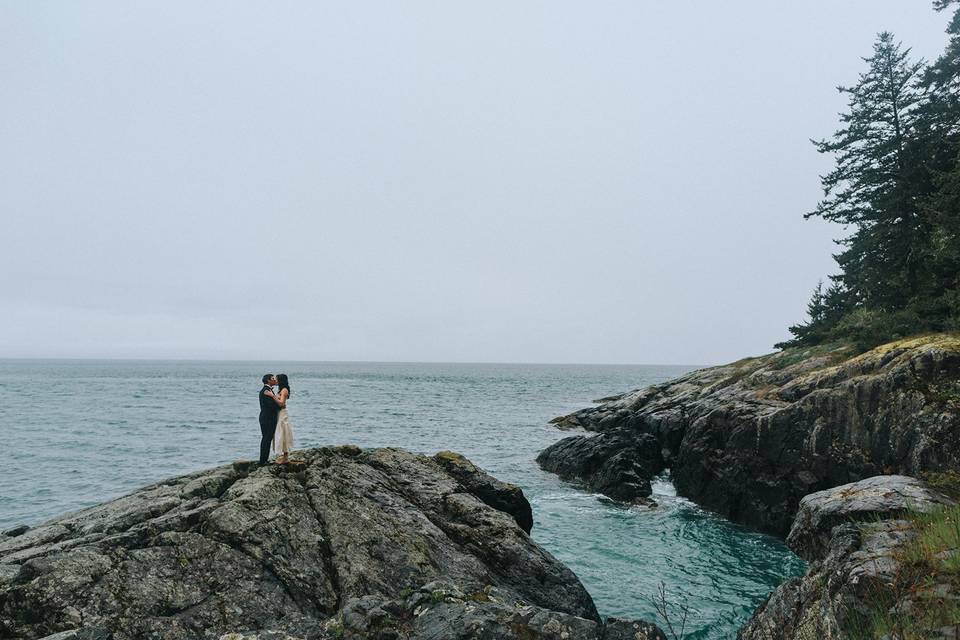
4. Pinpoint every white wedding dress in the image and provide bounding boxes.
[273,405,294,456]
